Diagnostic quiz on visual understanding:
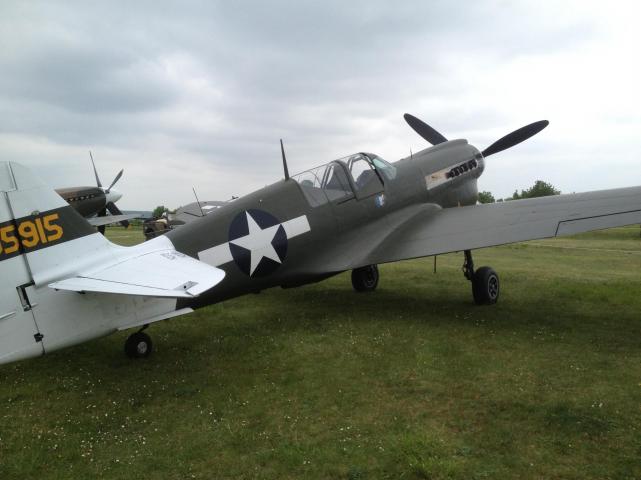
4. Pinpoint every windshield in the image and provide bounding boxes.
[365,153,397,180]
